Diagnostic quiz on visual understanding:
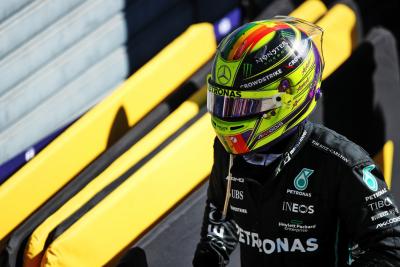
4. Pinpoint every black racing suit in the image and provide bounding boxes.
[193,121,400,267]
